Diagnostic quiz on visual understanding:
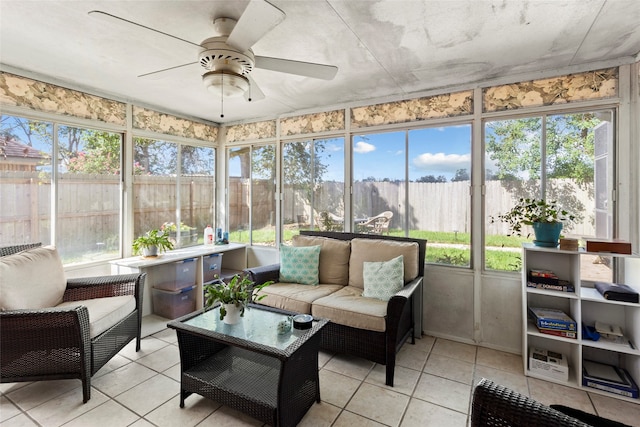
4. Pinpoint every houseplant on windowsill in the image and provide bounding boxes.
[492,198,575,247]
[204,275,273,324]
[132,229,175,257]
